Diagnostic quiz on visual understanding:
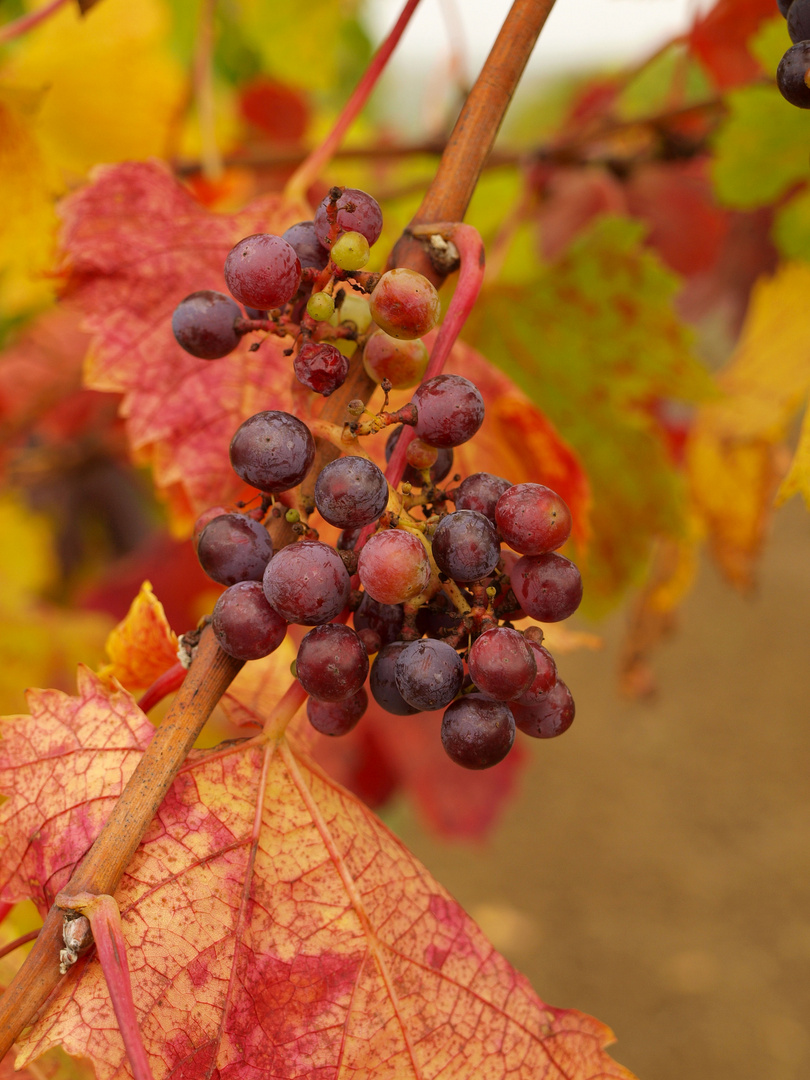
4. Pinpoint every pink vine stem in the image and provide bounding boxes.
[0,930,39,961]
[137,662,187,714]
[0,0,70,45]
[382,223,485,491]
[284,0,423,202]
[57,894,155,1080]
